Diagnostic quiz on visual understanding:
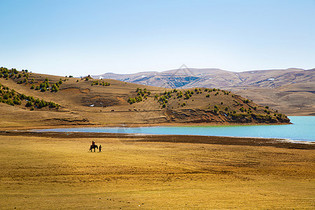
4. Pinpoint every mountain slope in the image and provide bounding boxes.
[0,67,290,129]
[93,68,315,115]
